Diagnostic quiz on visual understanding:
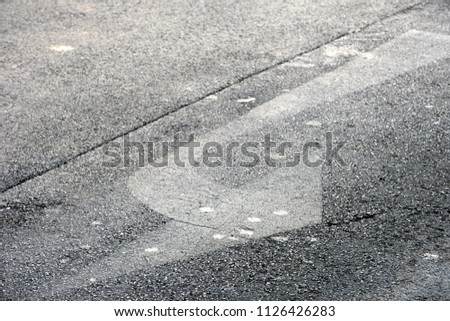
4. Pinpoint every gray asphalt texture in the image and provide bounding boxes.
[1,0,450,300]
[1,0,418,191]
